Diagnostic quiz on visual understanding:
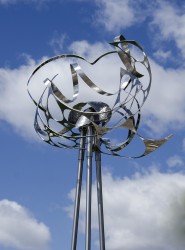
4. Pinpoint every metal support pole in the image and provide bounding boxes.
[71,126,106,250]
[95,137,106,250]
[71,128,86,250]
[85,126,93,250]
